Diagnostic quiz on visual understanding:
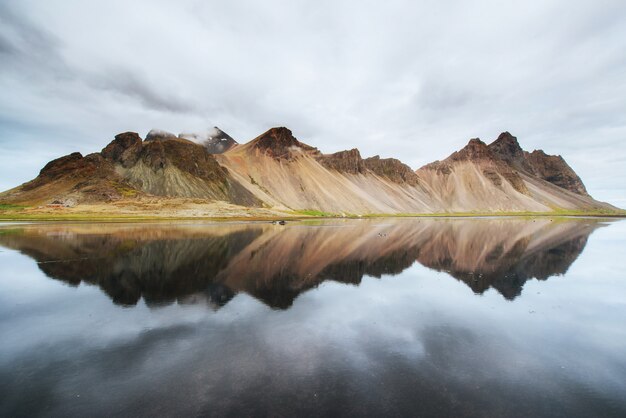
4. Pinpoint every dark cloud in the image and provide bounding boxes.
[0,0,624,205]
